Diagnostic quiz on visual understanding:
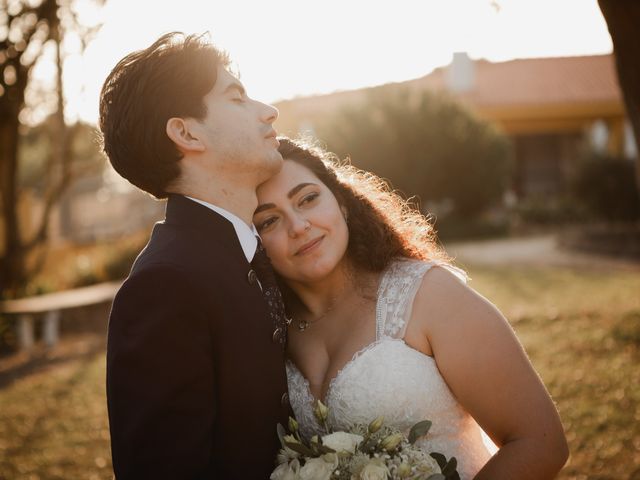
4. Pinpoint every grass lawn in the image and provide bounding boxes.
[0,263,639,479]
[468,264,640,479]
